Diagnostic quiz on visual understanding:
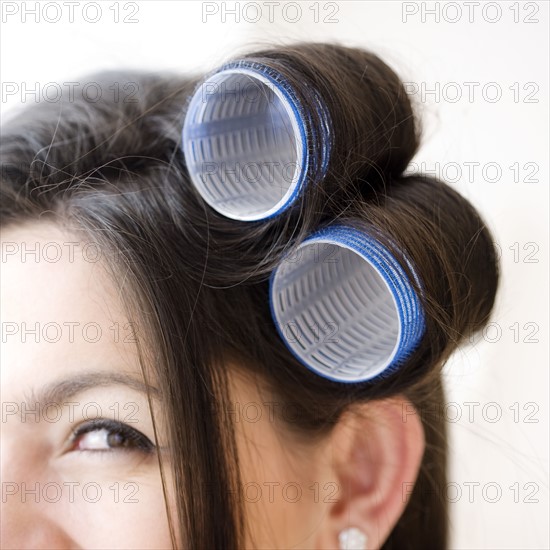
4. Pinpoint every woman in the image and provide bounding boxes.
[0,43,499,549]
